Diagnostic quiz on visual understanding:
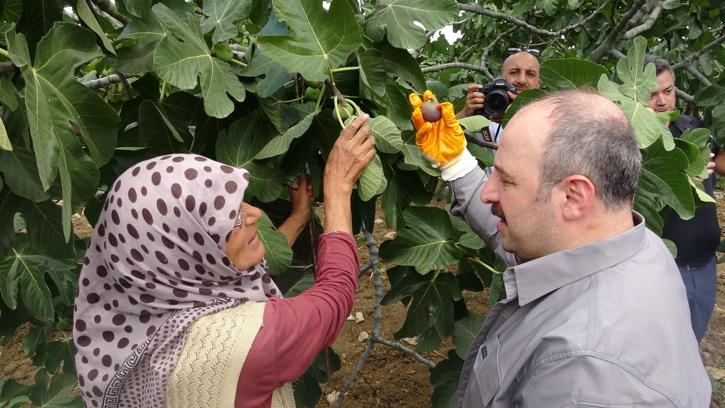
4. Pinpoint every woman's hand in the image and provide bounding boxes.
[323,114,376,233]
[278,174,314,247]
[290,174,314,221]
[324,114,375,197]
